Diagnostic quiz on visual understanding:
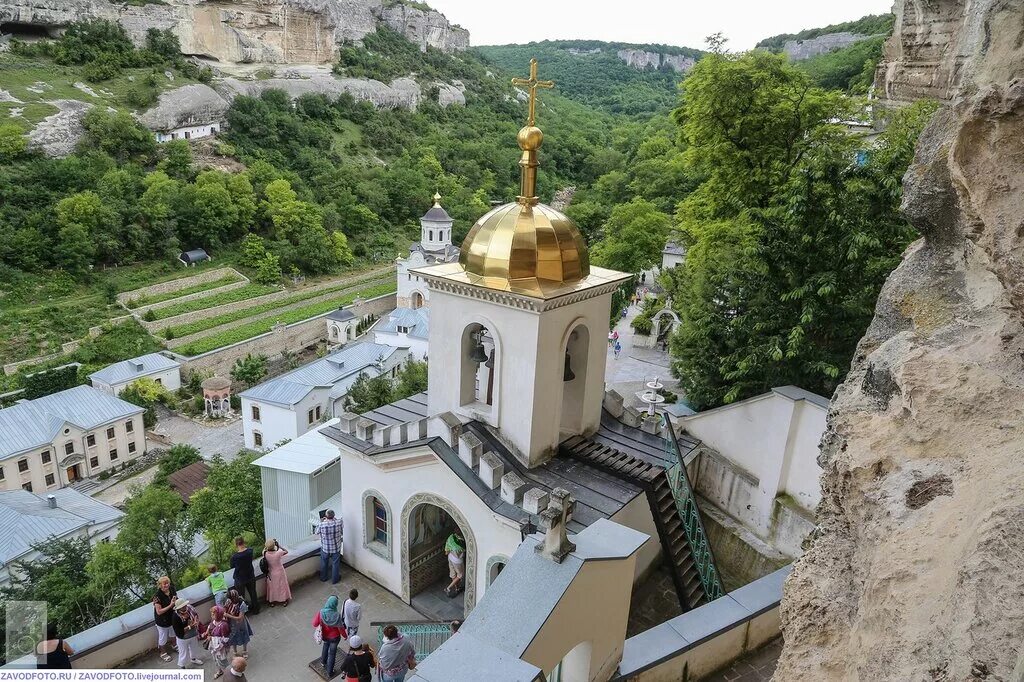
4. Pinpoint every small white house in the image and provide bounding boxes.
[240,342,406,450]
[373,307,429,361]
[139,83,229,144]
[326,308,358,348]
[662,241,686,270]
[88,353,182,396]
[0,488,123,585]
[252,420,343,547]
